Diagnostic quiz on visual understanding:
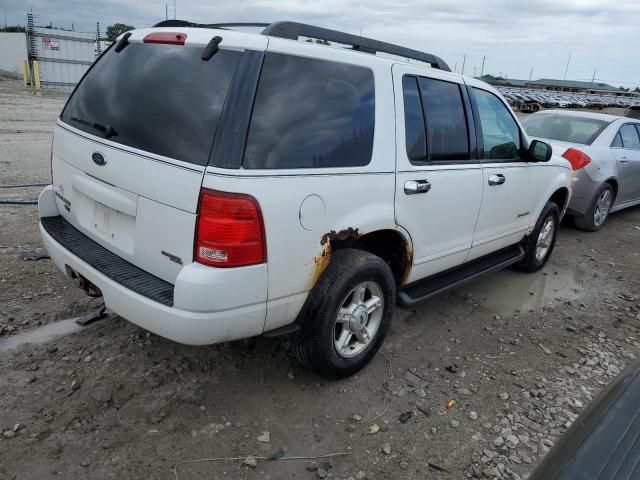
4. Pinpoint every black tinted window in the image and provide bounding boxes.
[619,124,640,150]
[243,53,375,169]
[402,76,427,161]
[61,44,242,166]
[419,77,469,161]
[473,88,522,161]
